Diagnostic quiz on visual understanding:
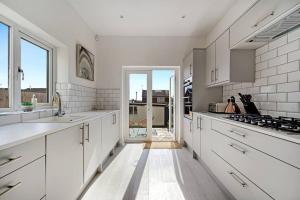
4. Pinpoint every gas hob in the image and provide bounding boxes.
[226,114,300,134]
